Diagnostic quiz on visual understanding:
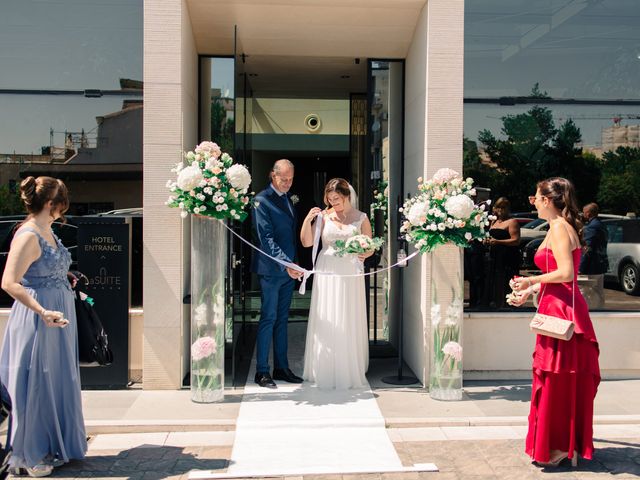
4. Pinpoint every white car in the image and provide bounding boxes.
[604,218,640,296]
[519,214,630,247]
